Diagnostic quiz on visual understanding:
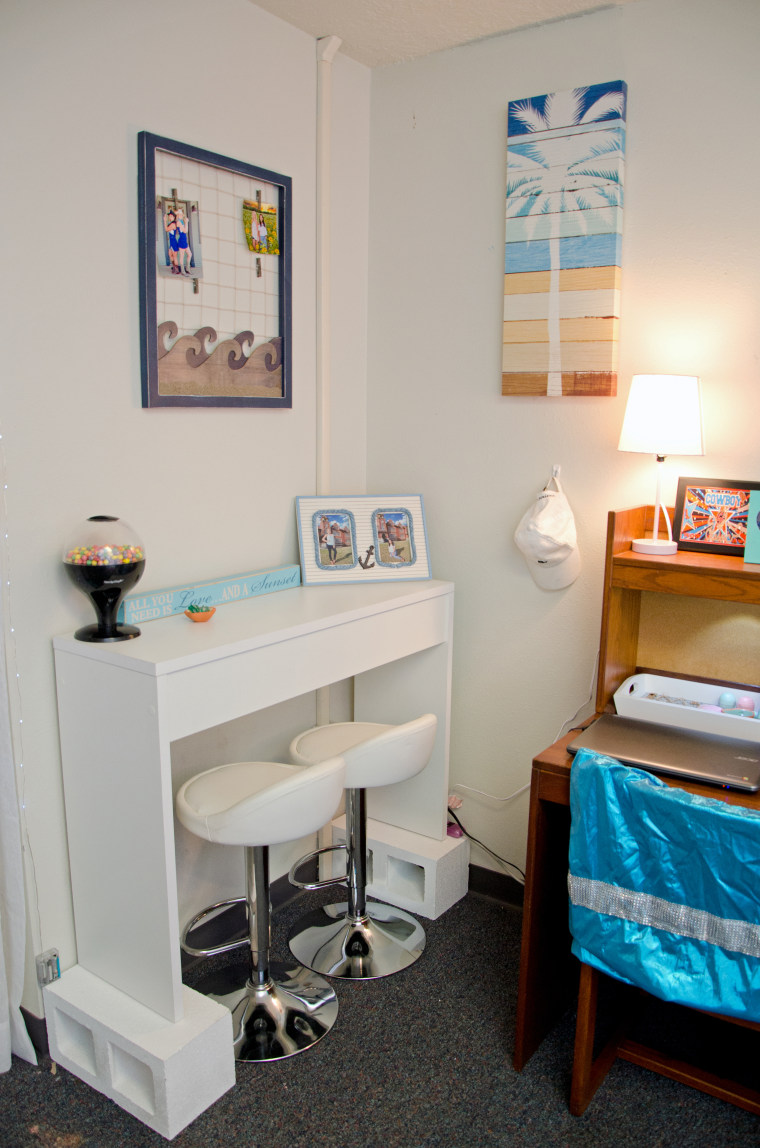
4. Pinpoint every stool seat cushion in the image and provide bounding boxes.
[176,757,344,847]
[290,722,389,767]
[289,714,437,790]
